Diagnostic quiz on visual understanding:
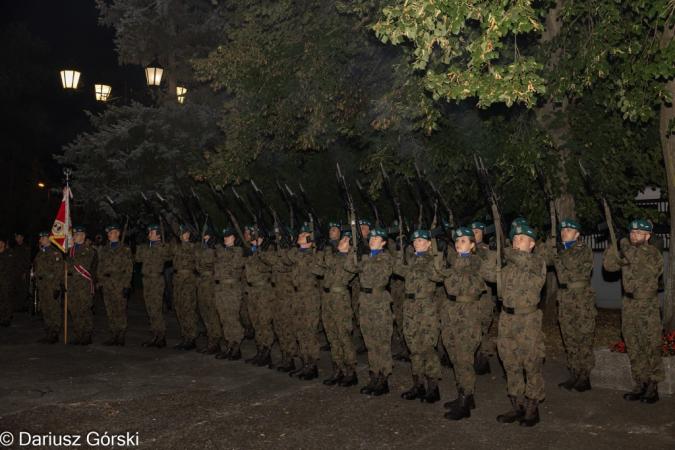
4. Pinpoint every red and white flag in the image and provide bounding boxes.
[49,186,73,253]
